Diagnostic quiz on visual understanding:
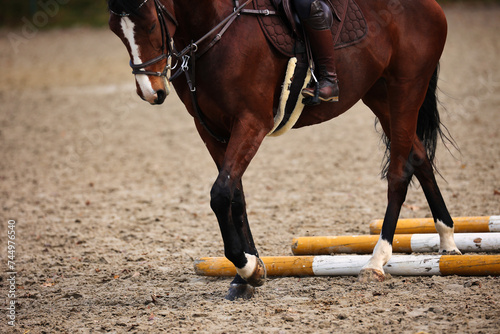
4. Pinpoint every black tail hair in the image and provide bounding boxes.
[380,64,454,178]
